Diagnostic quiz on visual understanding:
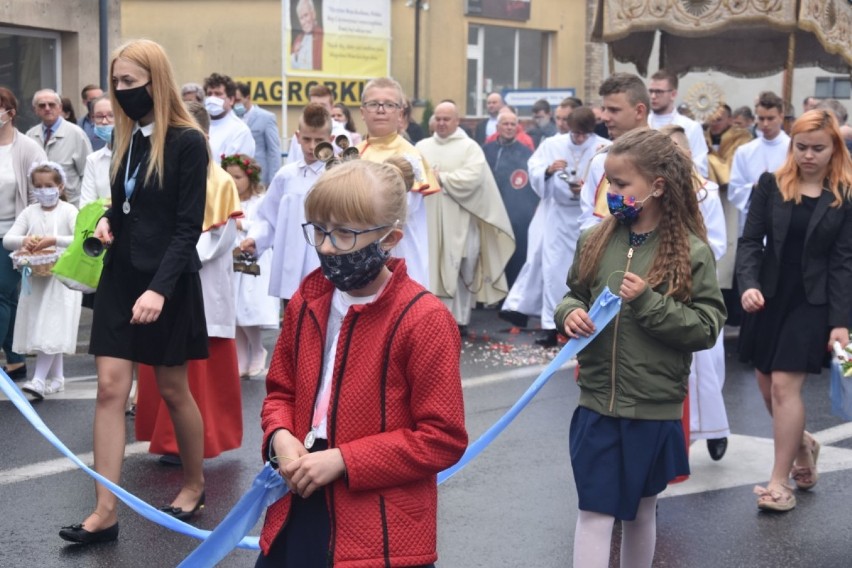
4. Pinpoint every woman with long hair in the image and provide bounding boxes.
[330,102,362,145]
[737,109,852,511]
[59,39,209,544]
